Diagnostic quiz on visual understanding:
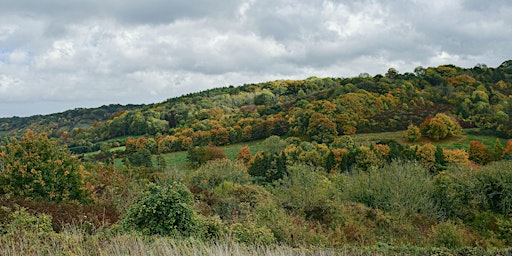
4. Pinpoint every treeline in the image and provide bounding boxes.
[51,60,511,155]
